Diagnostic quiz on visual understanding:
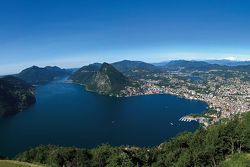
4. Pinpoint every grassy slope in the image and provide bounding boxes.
[0,160,44,167]
[220,153,250,167]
